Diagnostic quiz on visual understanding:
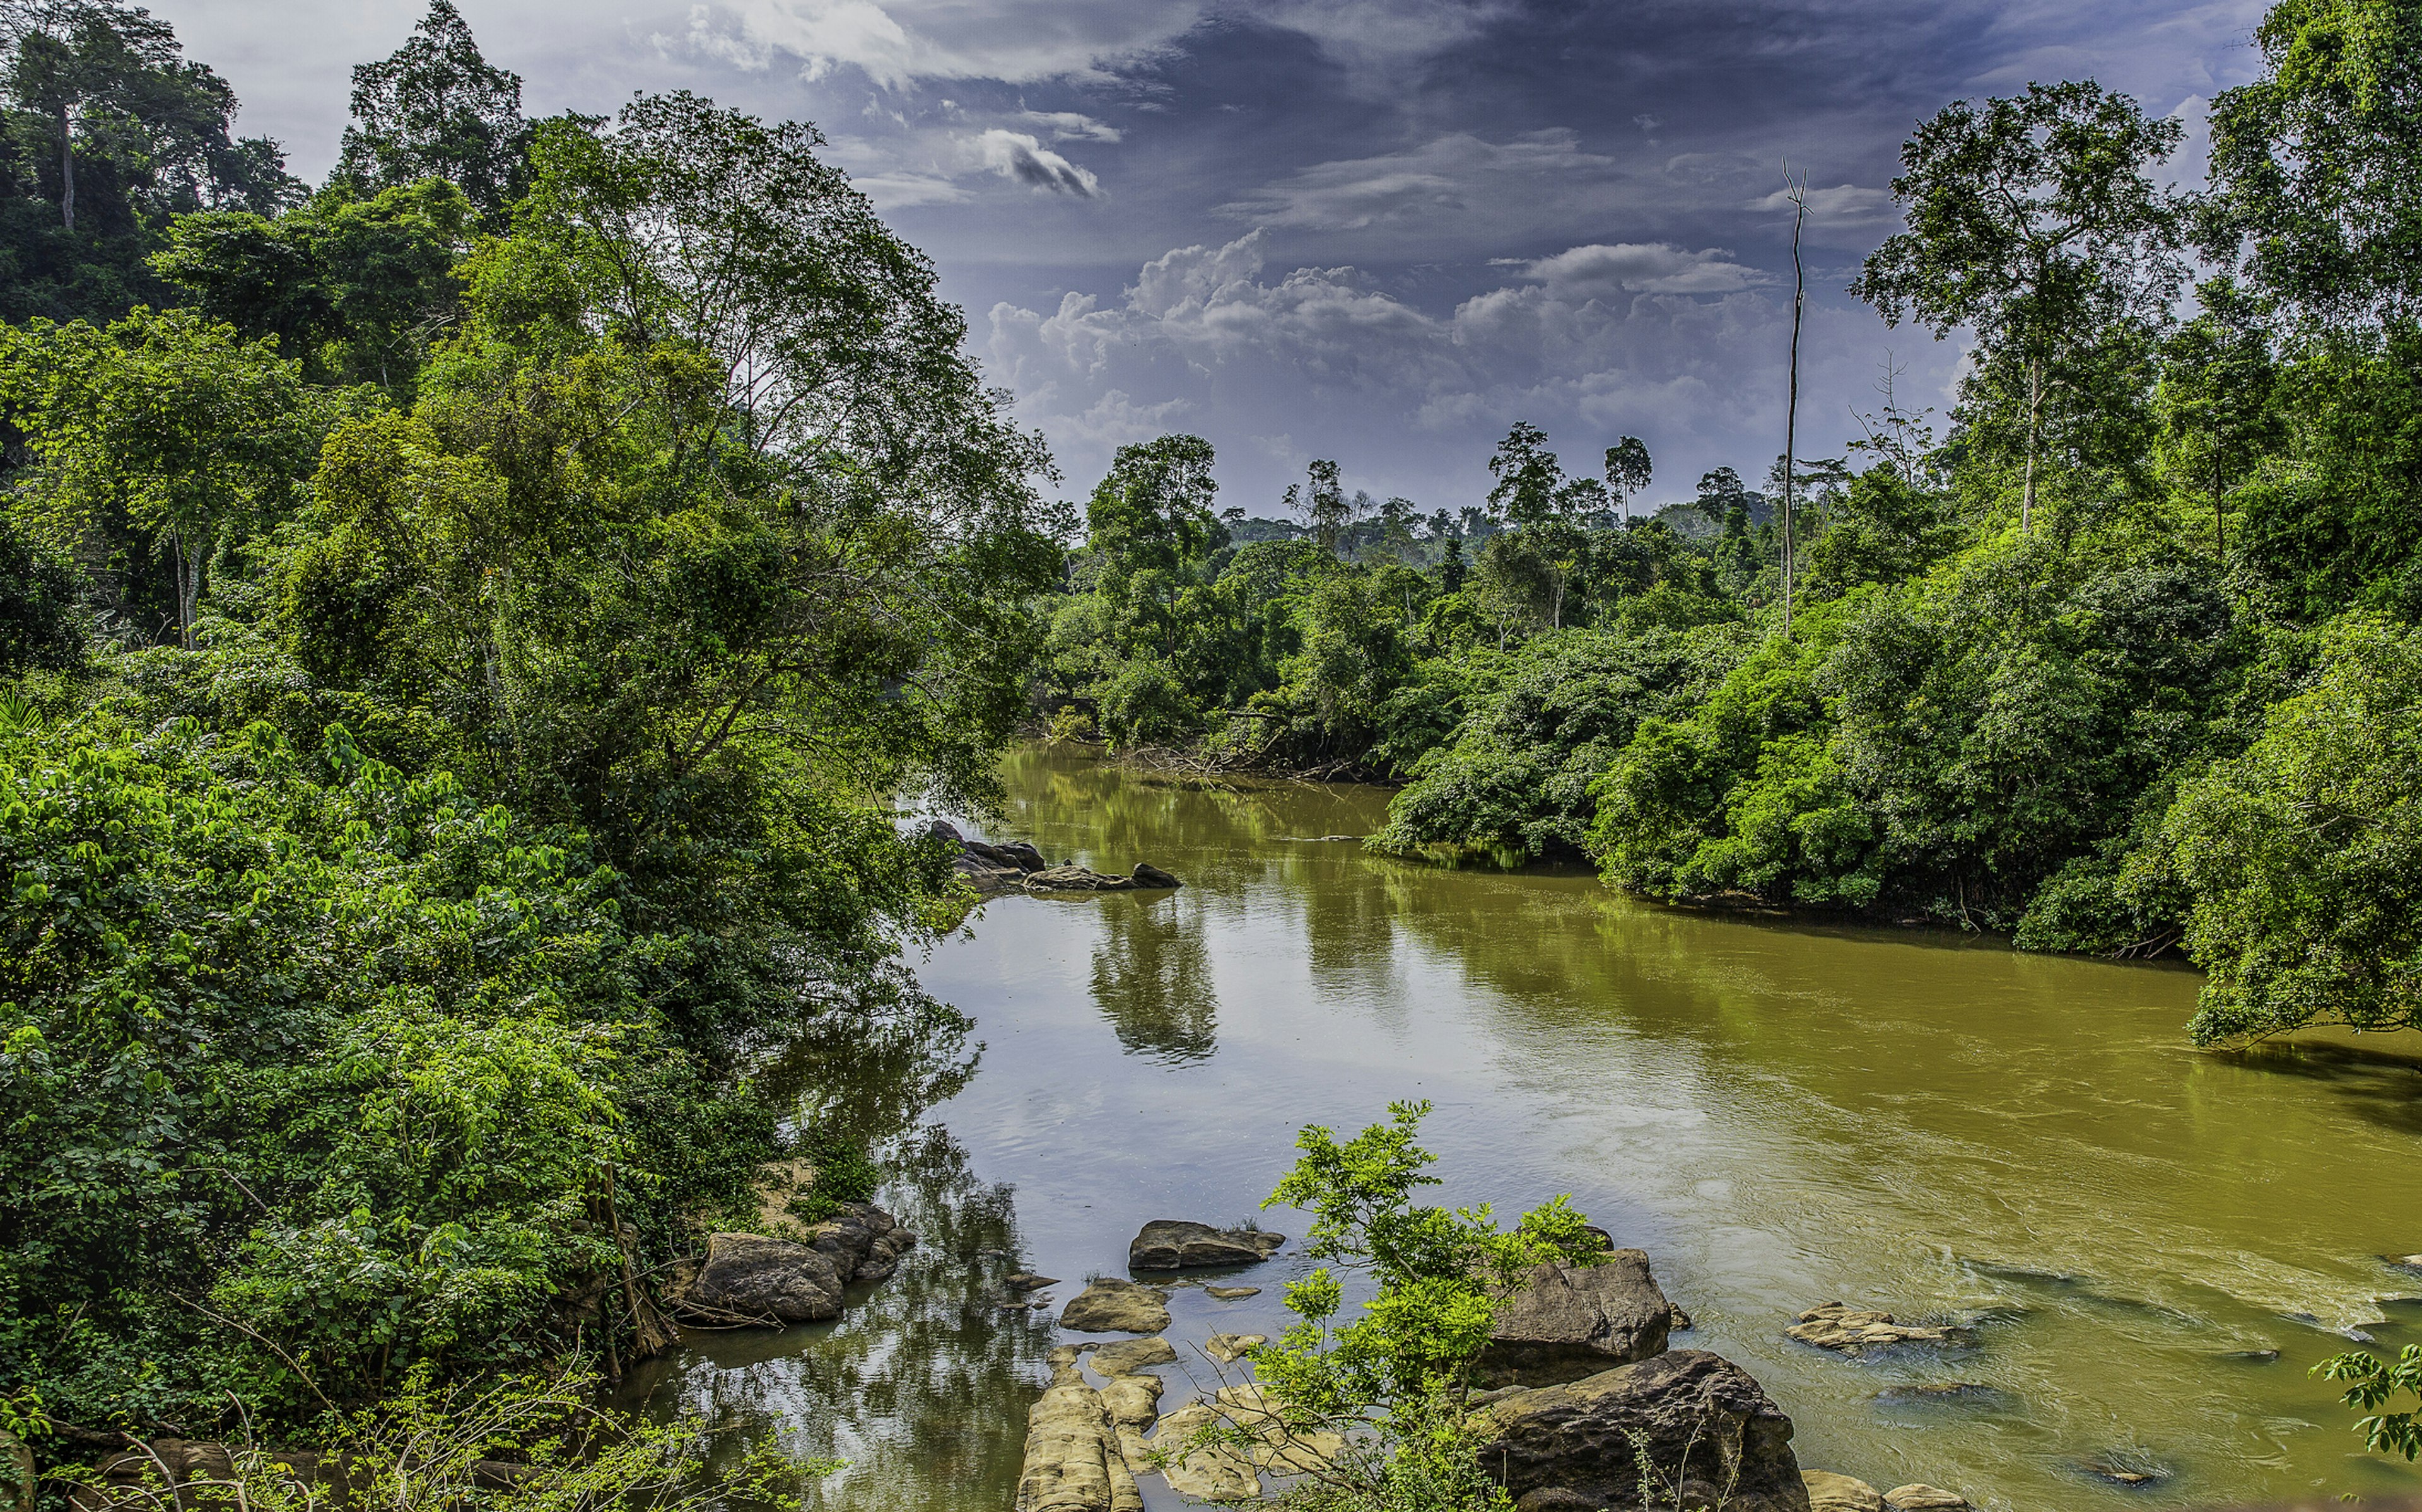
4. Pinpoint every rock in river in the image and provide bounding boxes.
[1062,1279,1173,1334]
[1478,1251,1678,1387]
[1090,1335,1178,1376]
[1206,1285,1260,1300]
[1130,862,1182,888]
[1024,864,1137,893]
[1788,1302,1955,1354]
[1882,1487,1970,1511]
[670,1204,915,1325]
[1476,1349,1810,1512]
[1804,1470,1885,1511]
[1015,1361,1142,1512]
[1128,1219,1286,1271]
[1204,1332,1265,1365]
